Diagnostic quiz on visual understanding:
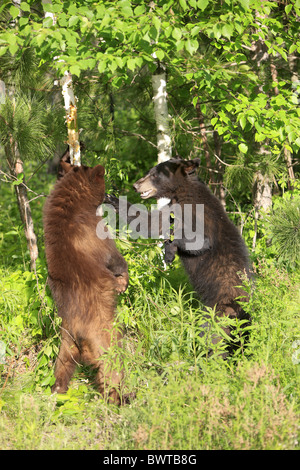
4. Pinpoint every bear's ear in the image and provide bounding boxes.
[60,161,72,175]
[91,165,105,181]
[183,158,200,175]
